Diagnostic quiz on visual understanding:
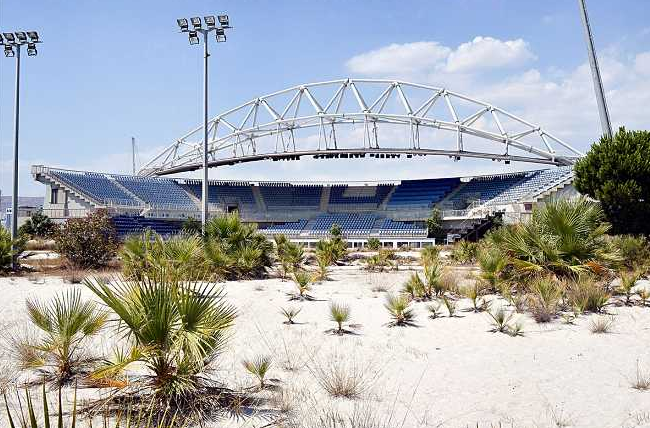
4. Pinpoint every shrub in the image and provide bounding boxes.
[463,283,488,312]
[632,362,650,391]
[566,276,610,313]
[15,289,107,386]
[85,269,237,406]
[477,247,507,291]
[309,357,374,399]
[55,210,118,269]
[486,198,620,278]
[281,306,302,324]
[242,355,272,389]
[18,209,58,239]
[426,301,442,319]
[364,249,394,272]
[203,214,273,279]
[275,236,305,278]
[528,277,563,323]
[611,235,650,269]
[423,261,445,298]
[0,226,21,271]
[316,236,347,266]
[329,301,351,335]
[366,238,381,251]
[181,217,202,235]
[384,294,416,327]
[402,272,423,299]
[442,296,457,317]
[451,240,479,264]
